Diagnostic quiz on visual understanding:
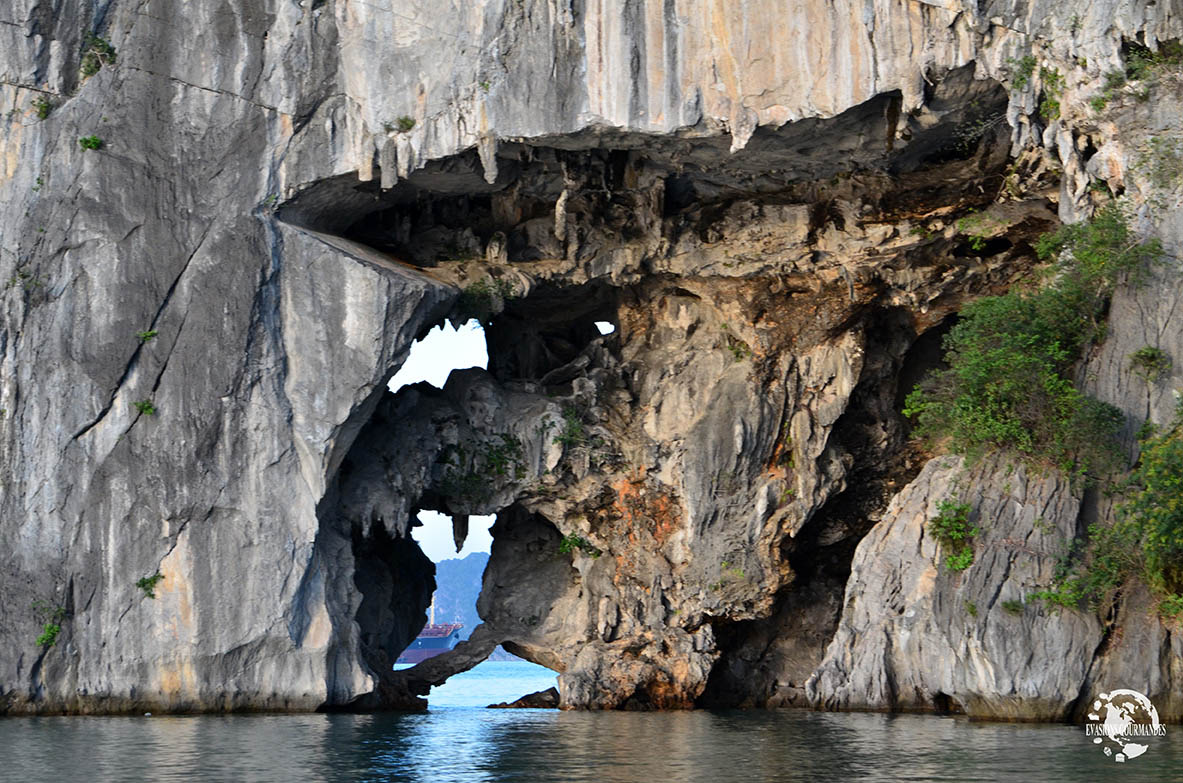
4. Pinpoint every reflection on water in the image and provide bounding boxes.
[2,708,1179,782]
